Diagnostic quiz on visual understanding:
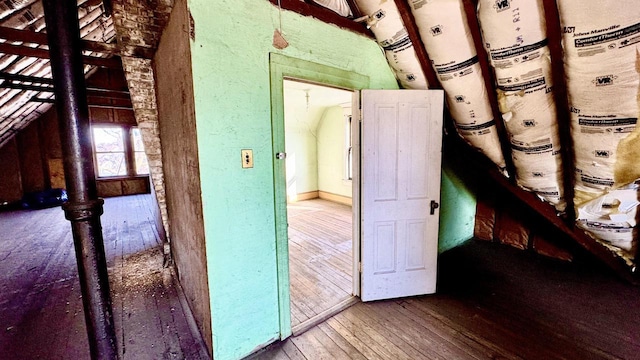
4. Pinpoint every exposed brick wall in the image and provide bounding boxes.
[112,0,173,51]
[475,183,576,262]
[120,57,169,236]
[111,0,174,239]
